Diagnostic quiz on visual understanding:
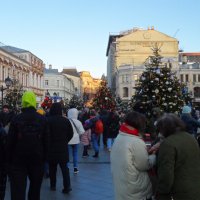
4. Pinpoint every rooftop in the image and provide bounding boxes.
[62,68,80,77]
[180,52,200,56]
[44,68,59,74]
[0,45,28,53]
